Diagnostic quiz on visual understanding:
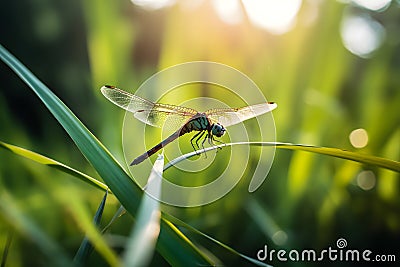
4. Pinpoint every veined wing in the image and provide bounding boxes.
[101,85,199,128]
[205,102,277,127]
